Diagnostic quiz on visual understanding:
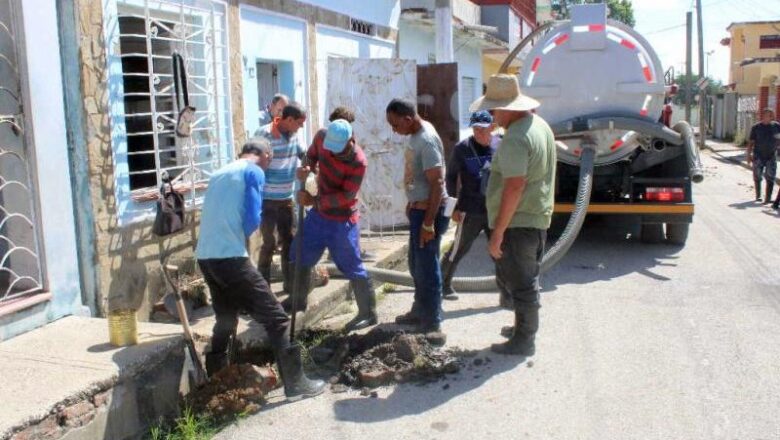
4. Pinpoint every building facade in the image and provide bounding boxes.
[1,0,401,340]
[0,0,86,340]
[723,21,780,118]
